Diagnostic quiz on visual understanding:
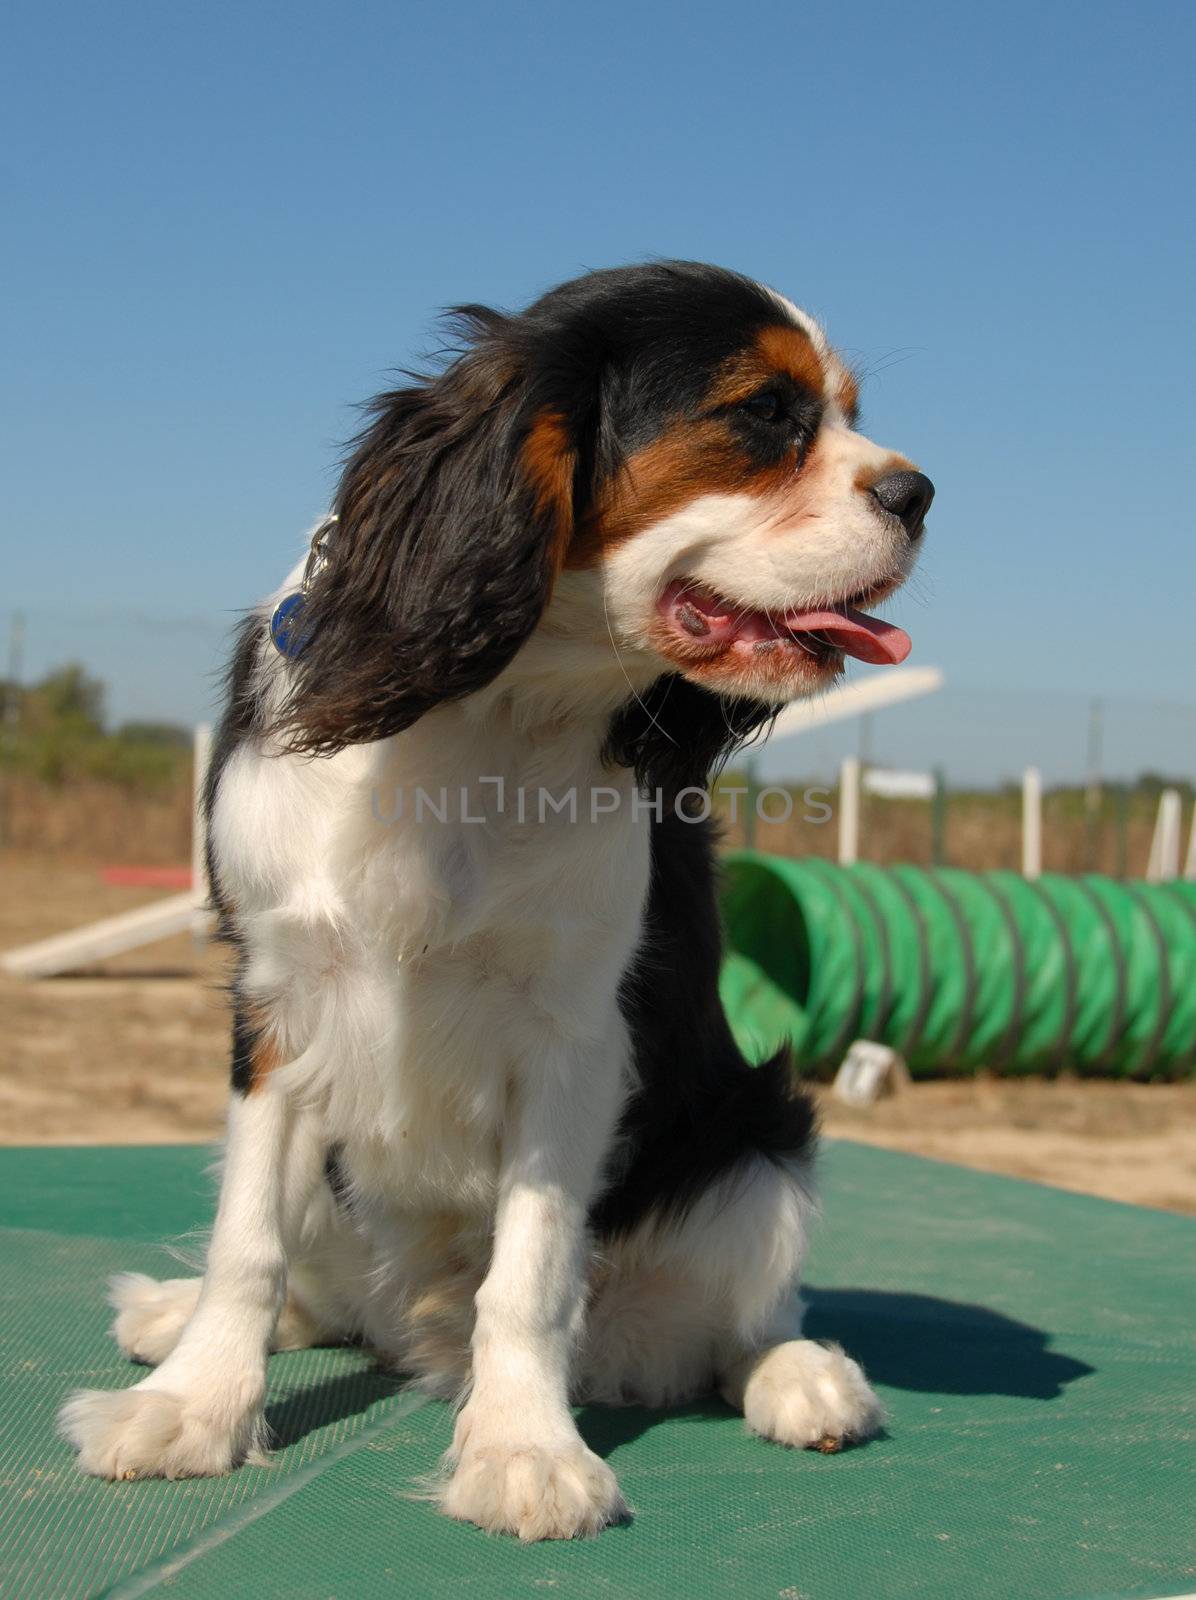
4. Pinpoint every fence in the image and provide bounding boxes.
[723,684,1196,881]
